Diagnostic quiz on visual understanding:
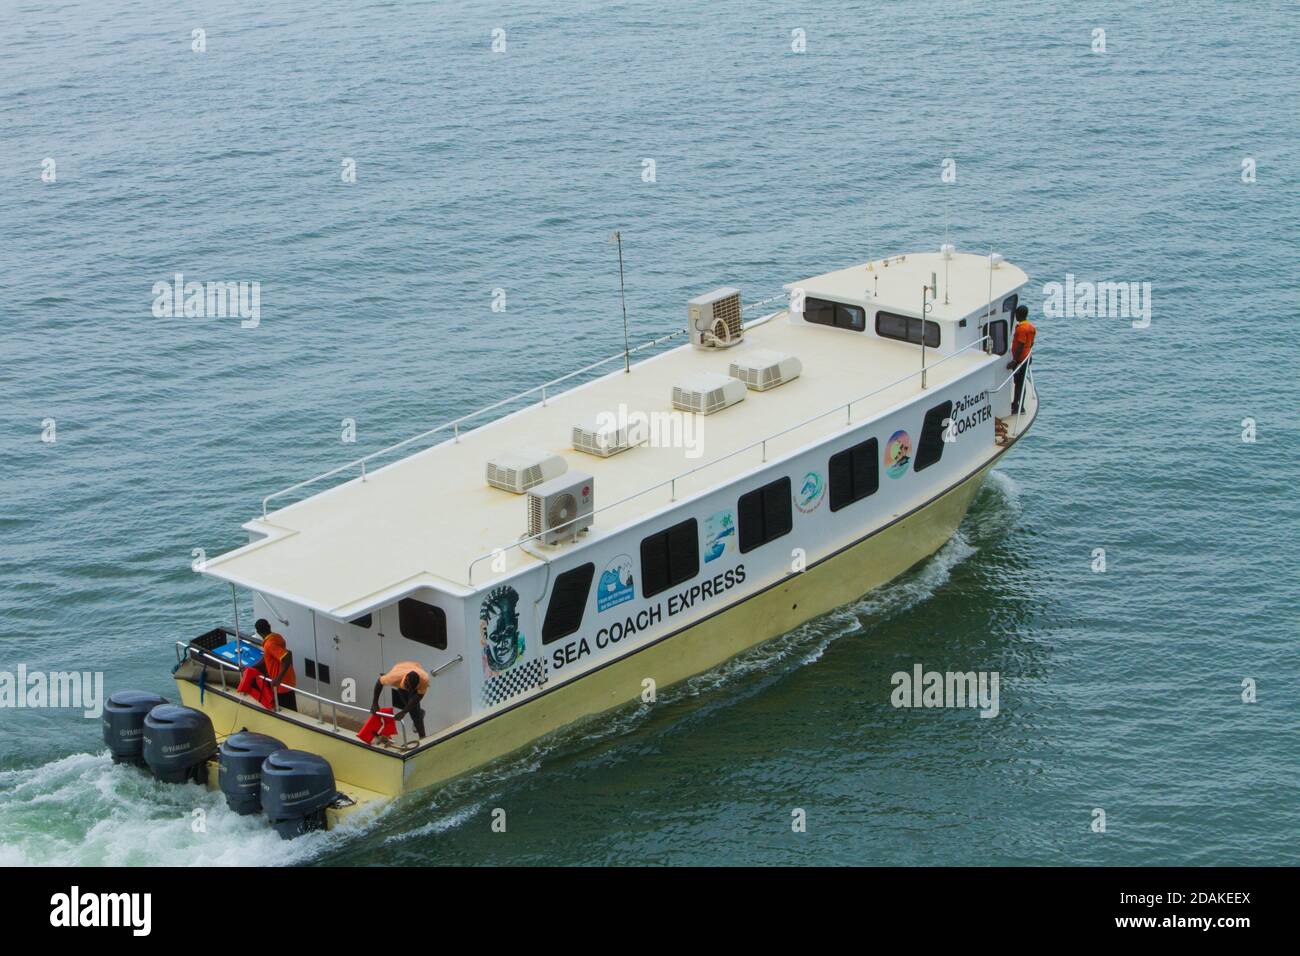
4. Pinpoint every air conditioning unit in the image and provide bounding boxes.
[527,474,594,545]
[672,373,746,415]
[687,287,743,349]
[728,350,803,392]
[486,449,567,494]
[571,417,633,458]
